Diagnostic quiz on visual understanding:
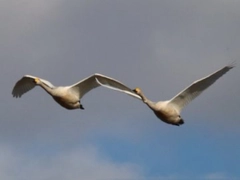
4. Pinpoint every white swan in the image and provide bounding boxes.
[12,73,141,110]
[130,63,235,126]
